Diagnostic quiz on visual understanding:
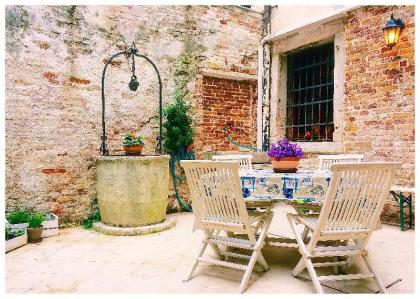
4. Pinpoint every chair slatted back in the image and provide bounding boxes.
[318,154,364,170]
[181,160,253,234]
[212,154,253,170]
[313,163,400,241]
